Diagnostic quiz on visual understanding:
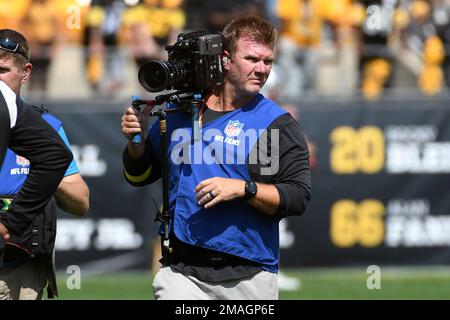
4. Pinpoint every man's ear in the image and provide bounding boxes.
[21,63,32,83]
[222,51,230,69]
